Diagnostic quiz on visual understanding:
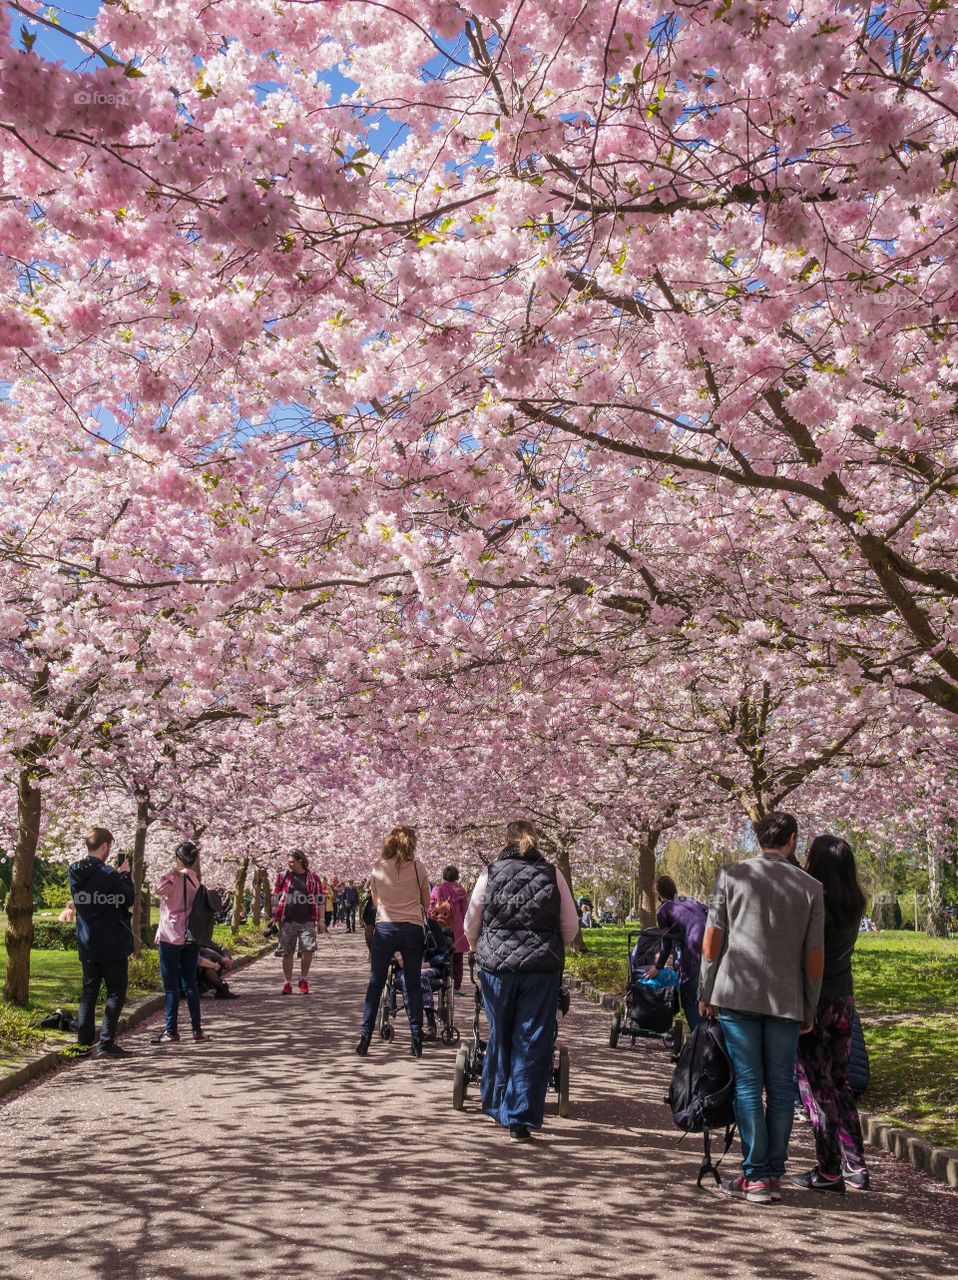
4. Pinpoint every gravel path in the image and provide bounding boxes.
[2,933,957,1280]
